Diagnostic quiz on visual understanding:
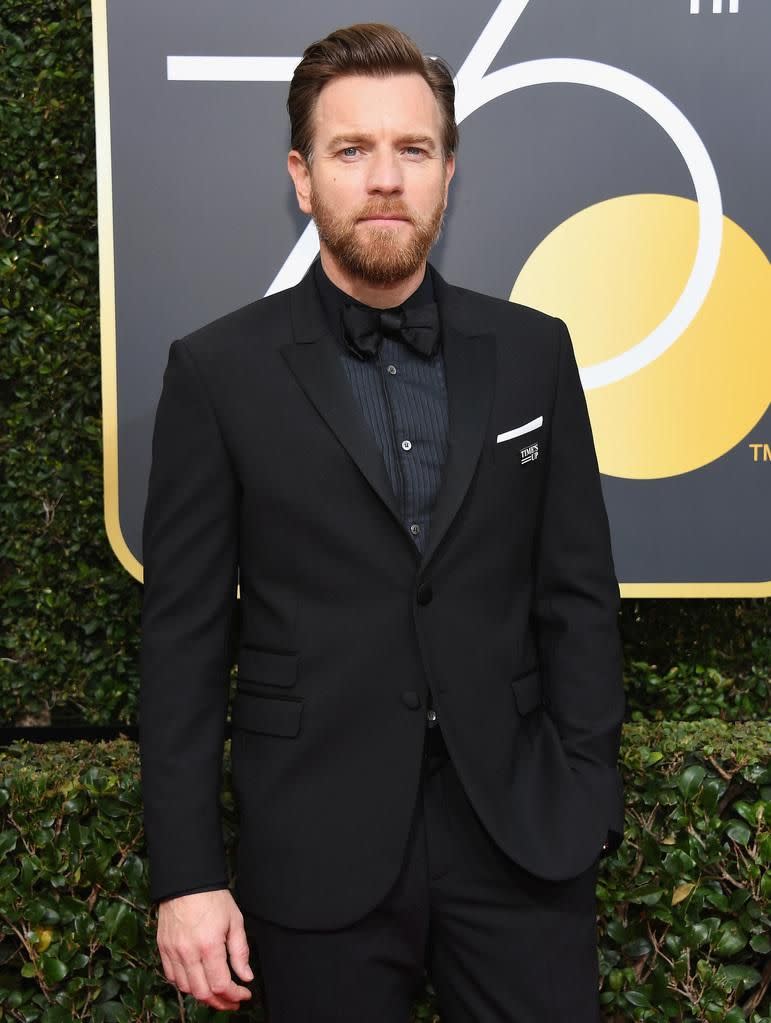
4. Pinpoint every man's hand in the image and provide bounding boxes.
[157,889,253,1011]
